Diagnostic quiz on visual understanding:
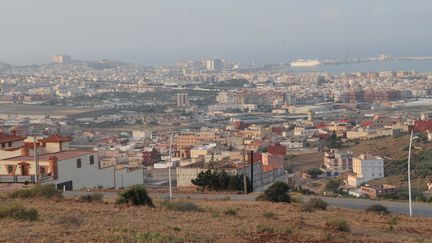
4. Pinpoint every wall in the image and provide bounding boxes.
[176,167,205,187]
[114,168,145,189]
[50,153,114,190]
